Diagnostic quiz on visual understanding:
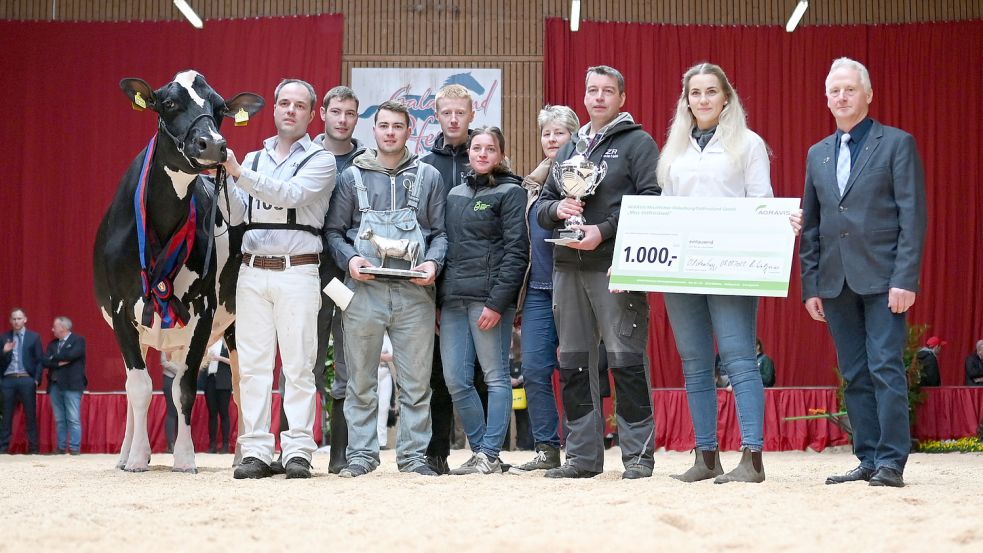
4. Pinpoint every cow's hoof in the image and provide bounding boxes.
[123,465,149,473]
[116,461,127,470]
[172,466,198,474]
